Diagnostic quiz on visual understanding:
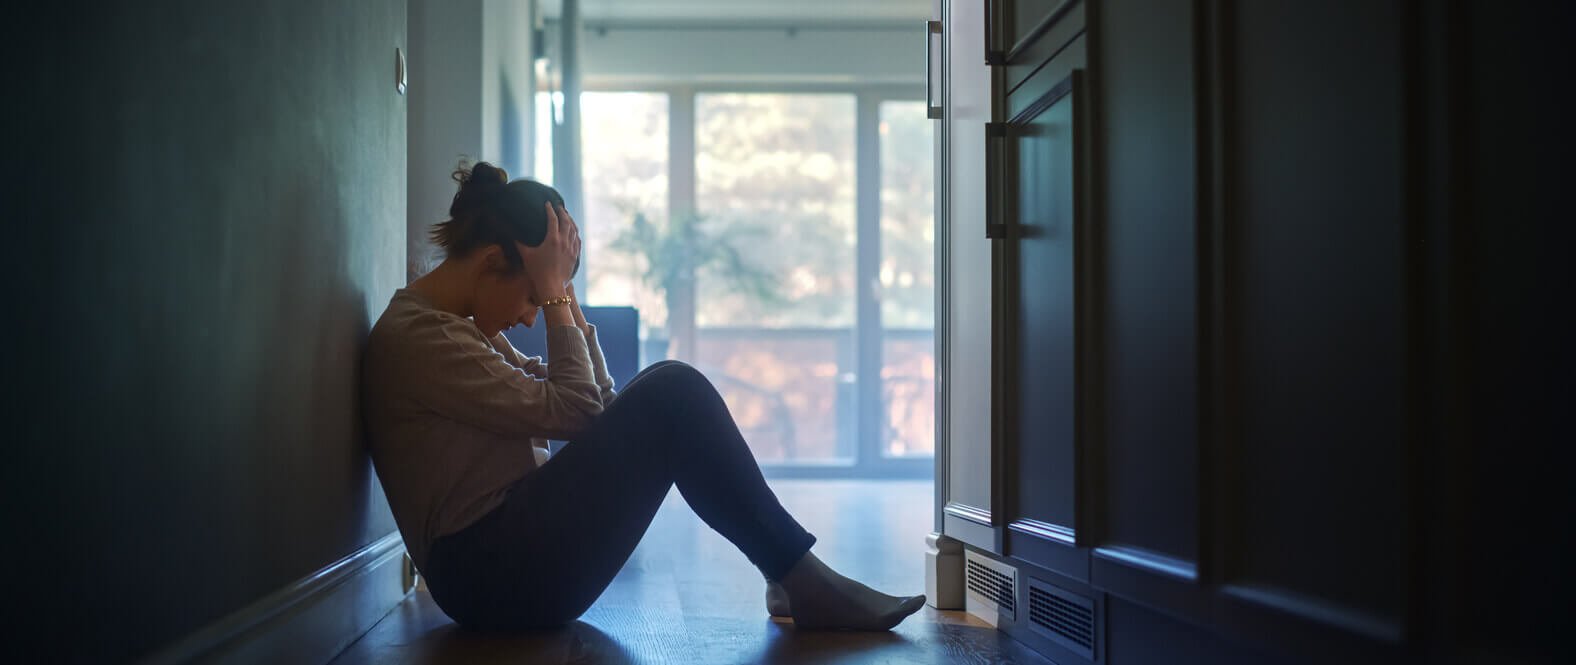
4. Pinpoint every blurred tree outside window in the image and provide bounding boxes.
[579,92,670,332]
[696,93,858,463]
[879,101,935,458]
[535,91,671,333]
[696,94,858,329]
